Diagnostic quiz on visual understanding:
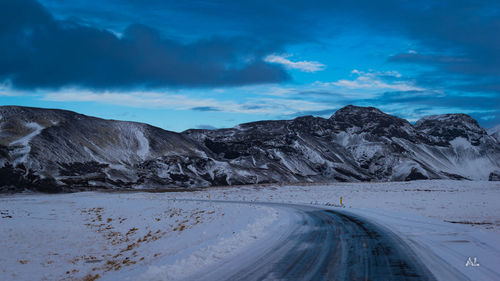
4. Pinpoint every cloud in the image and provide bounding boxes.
[360,1,500,95]
[38,80,500,128]
[37,0,325,48]
[351,69,402,78]
[8,0,500,98]
[43,90,224,110]
[190,106,221,112]
[322,70,422,92]
[41,88,333,116]
[28,0,500,94]
[0,0,289,90]
[264,54,325,72]
[389,53,474,73]
[331,78,420,91]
